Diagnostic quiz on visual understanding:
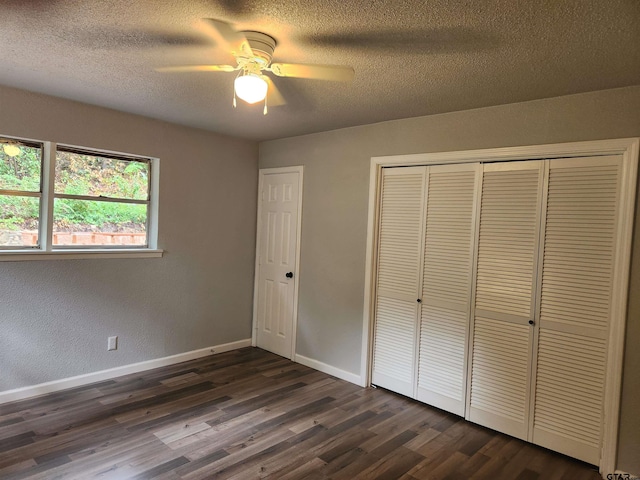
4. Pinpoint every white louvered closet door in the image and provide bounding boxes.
[531,155,622,465]
[372,167,427,397]
[416,163,480,415]
[468,161,544,440]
